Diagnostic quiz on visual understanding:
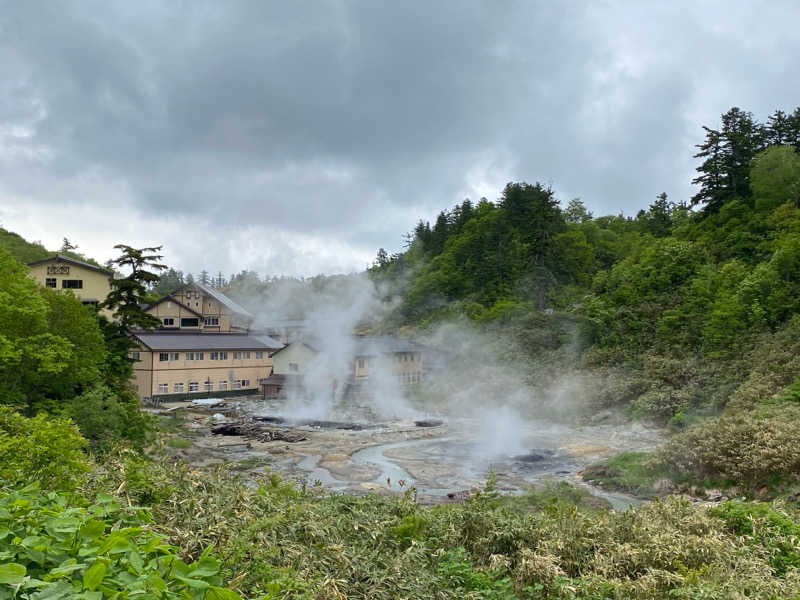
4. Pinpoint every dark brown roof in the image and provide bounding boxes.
[132,332,274,351]
[28,254,112,275]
